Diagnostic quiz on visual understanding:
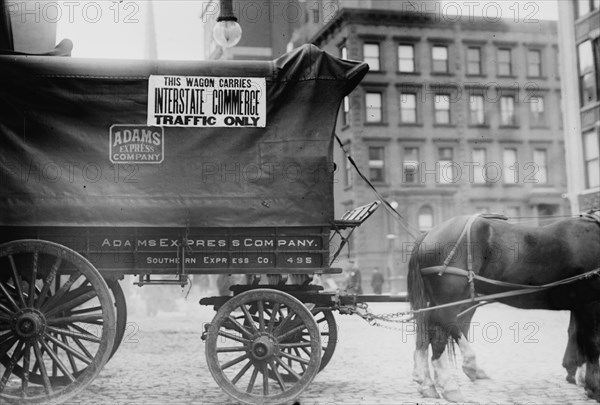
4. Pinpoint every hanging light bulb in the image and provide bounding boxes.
[212,0,242,48]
